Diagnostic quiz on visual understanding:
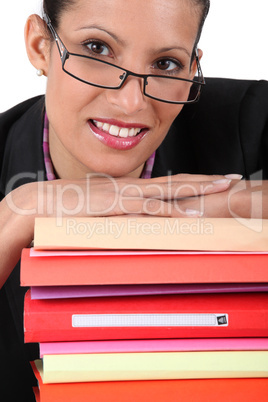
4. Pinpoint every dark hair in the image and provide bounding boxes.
[43,0,75,28]
[43,0,210,47]
[192,0,210,48]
